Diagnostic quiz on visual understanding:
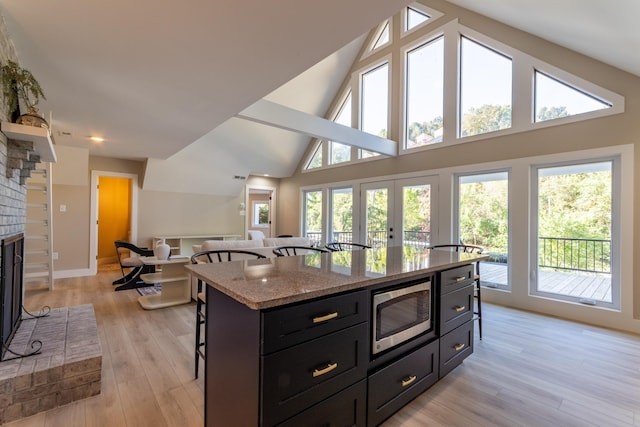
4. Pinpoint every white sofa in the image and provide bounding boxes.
[188,236,312,299]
